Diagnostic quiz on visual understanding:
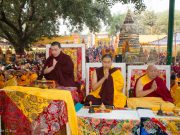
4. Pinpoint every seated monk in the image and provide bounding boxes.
[171,74,180,107]
[84,54,126,108]
[42,41,77,87]
[134,64,173,103]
